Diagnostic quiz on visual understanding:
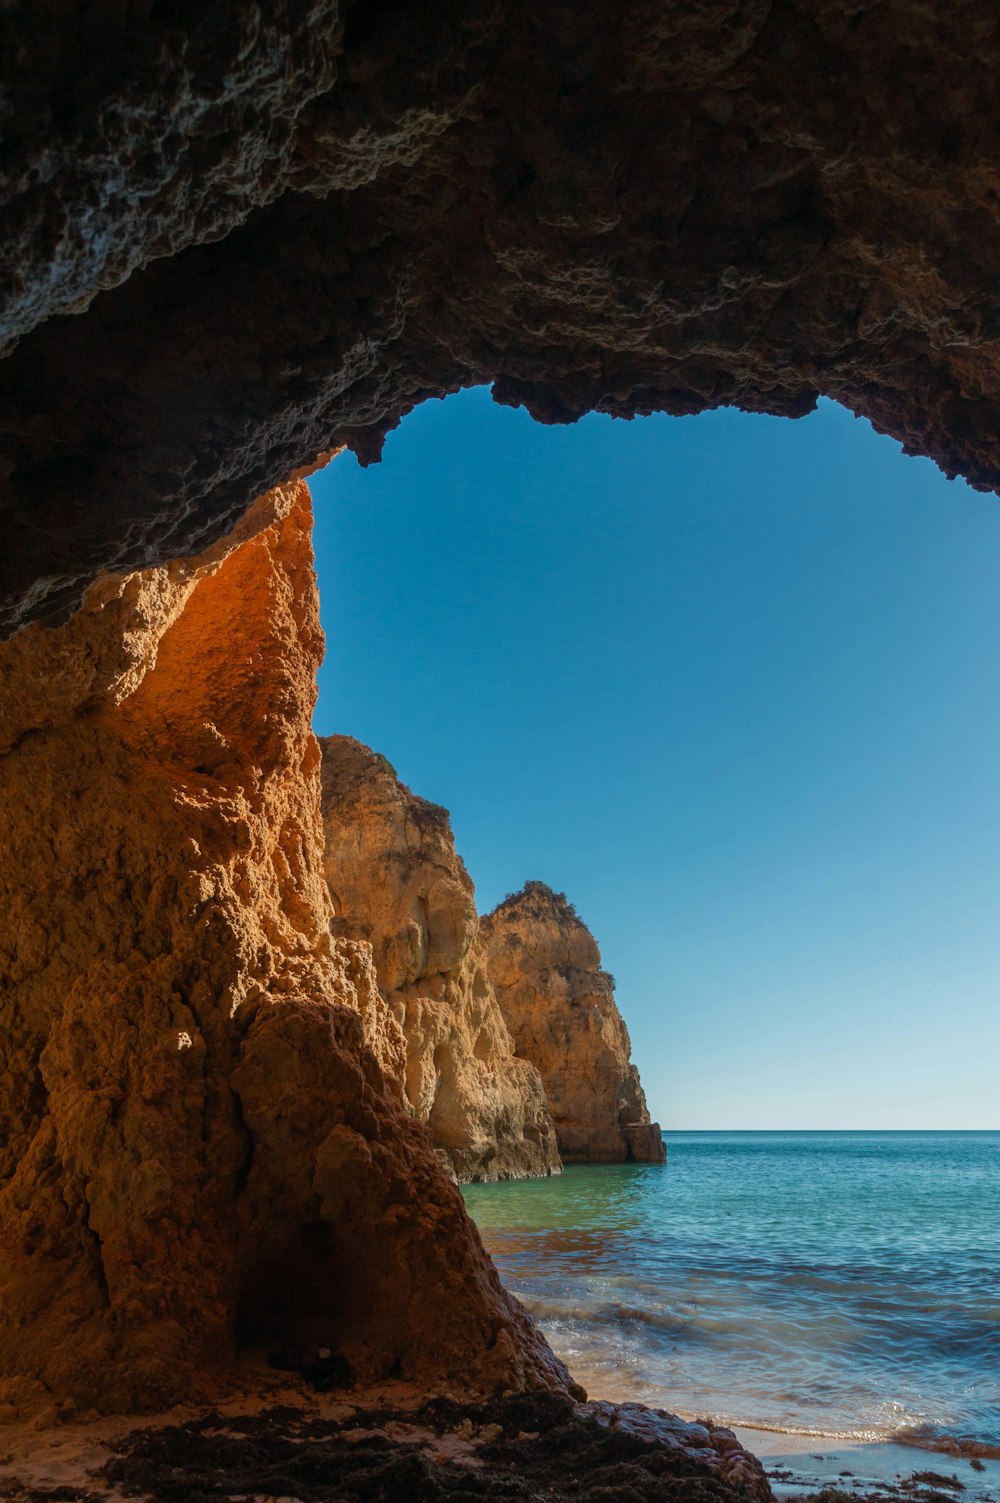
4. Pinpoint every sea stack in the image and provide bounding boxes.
[482,883,665,1165]
[319,736,561,1183]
